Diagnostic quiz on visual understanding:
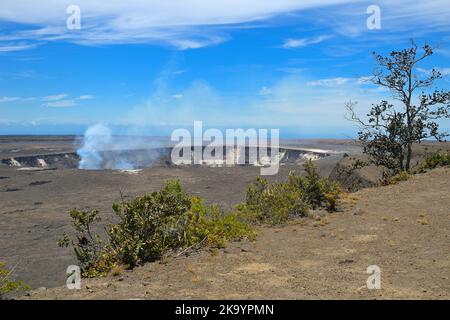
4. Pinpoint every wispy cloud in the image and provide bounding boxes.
[172,94,183,99]
[282,35,330,48]
[42,93,68,101]
[0,96,20,103]
[44,100,77,108]
[1,1,450,51]
[0,93,94,107]
[0,0,354,50]
[119,72,391,129]
[416,67,450,77]
[258,86,272,95]
[172,69,187,75]
[77,95,95,100]
[0,43,37,52]
[307,77,351,87]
